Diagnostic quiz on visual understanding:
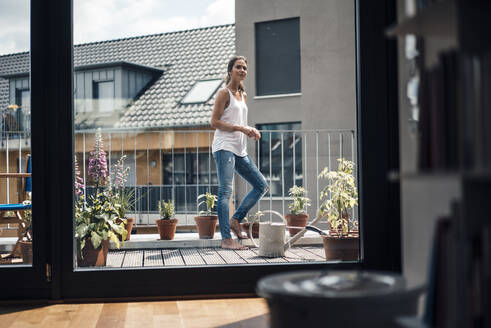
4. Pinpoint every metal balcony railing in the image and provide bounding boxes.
[0,128,358,227]
[0,107,31,144]
[75,128,357,226]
